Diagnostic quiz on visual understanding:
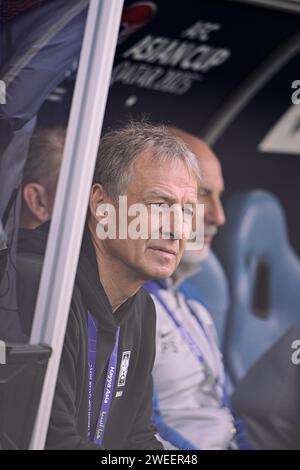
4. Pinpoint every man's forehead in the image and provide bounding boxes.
[200,157,224,192]
[133,150,186,172]
[132,154,197,184]
[168,127,223,191]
